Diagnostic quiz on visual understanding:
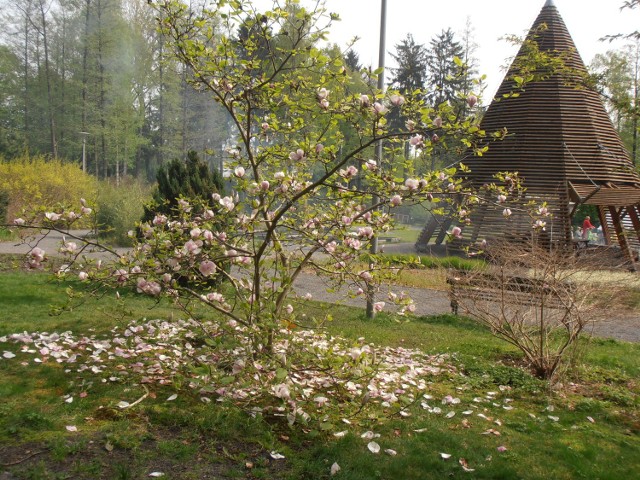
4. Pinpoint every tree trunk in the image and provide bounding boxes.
[81,0,92,172]
[38,0,58,158]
